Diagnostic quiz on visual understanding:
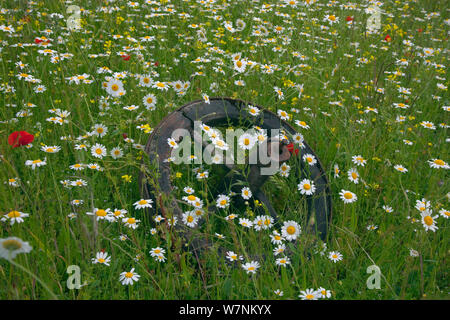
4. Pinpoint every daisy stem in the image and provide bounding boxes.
[7,257,58,300]
[289,258,301,290]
